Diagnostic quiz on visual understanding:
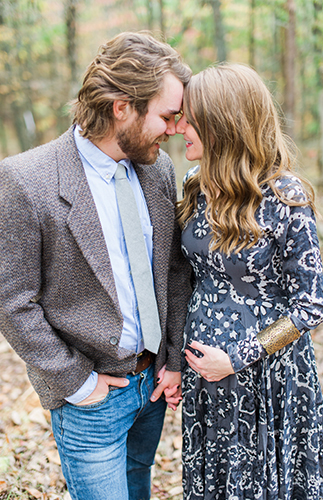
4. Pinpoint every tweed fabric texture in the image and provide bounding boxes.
[0,126,192,409]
